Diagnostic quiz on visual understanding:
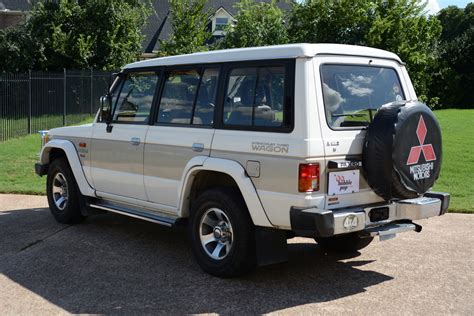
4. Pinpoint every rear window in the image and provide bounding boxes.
[321,64,405,129]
